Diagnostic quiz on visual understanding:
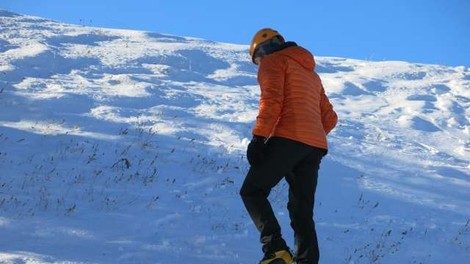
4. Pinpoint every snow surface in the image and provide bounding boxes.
[0,10,469,264]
